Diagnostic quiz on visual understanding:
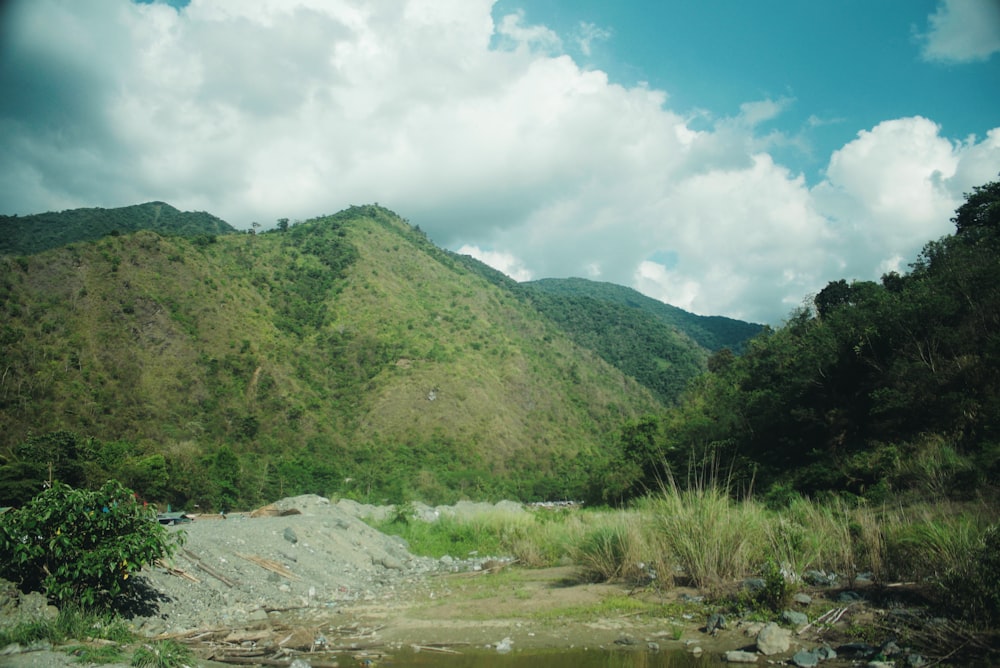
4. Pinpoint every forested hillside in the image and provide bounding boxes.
[526,278,764,353]
[0,205,665,508]
[608,180,1000,504]
[0,202,237,255]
